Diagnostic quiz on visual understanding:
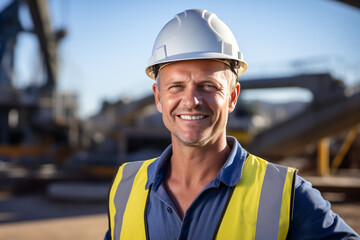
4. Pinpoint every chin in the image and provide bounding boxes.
[174,134,212,147]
